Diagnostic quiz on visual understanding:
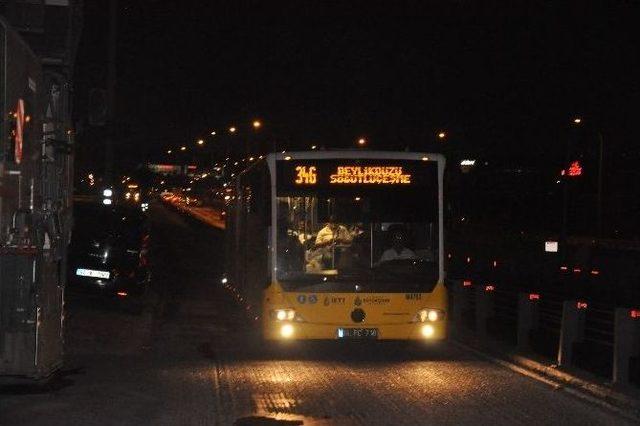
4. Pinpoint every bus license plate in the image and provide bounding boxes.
[337,328,378,339]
